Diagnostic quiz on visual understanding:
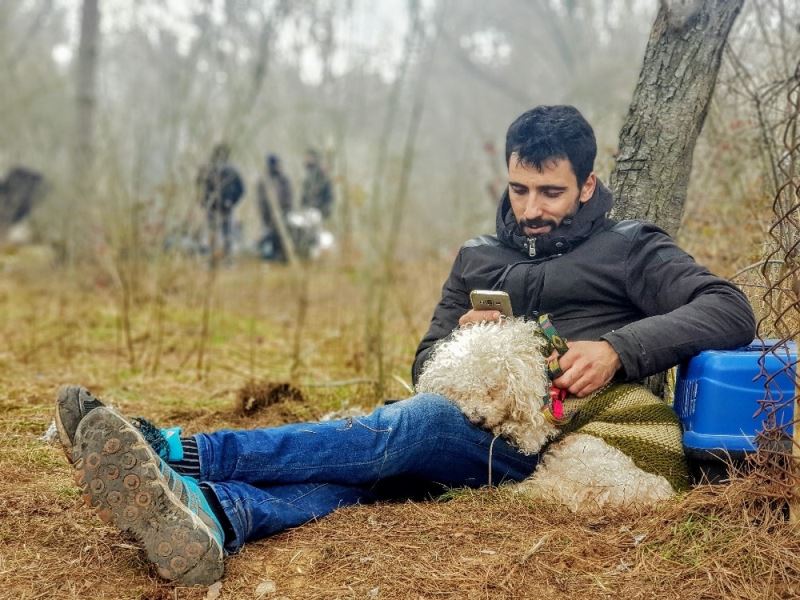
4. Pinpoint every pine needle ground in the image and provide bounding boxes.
[1,255,796,599]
